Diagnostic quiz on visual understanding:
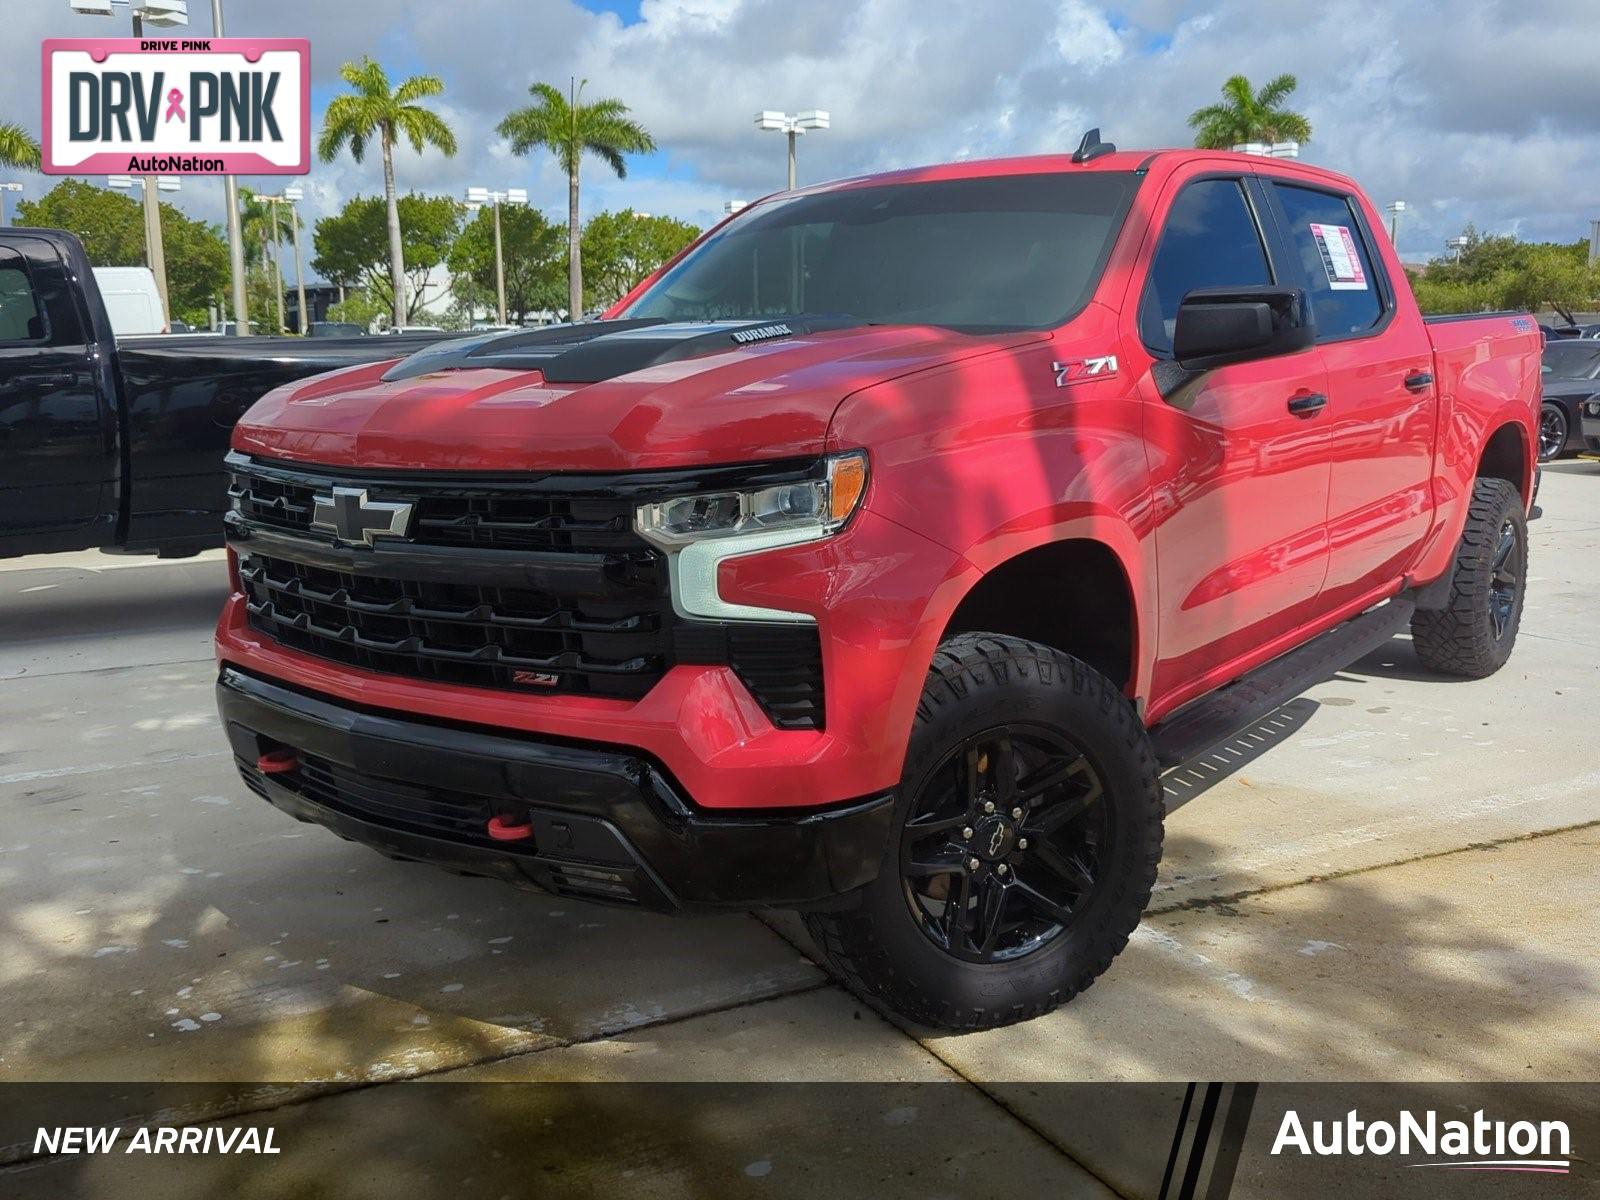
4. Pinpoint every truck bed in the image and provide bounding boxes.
[113,333,462,552]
